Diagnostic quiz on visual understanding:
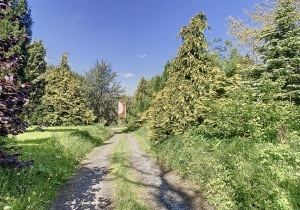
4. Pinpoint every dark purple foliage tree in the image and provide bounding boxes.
[0,0,33,169]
